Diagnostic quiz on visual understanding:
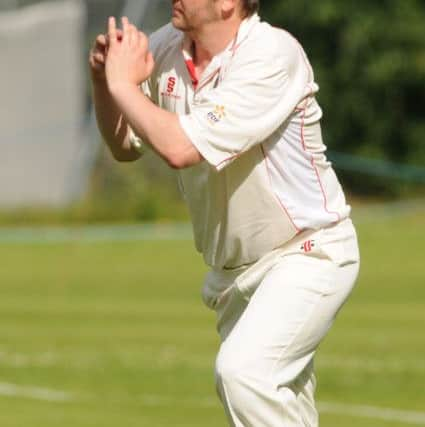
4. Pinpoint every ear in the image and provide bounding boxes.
[221,0,237,15]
